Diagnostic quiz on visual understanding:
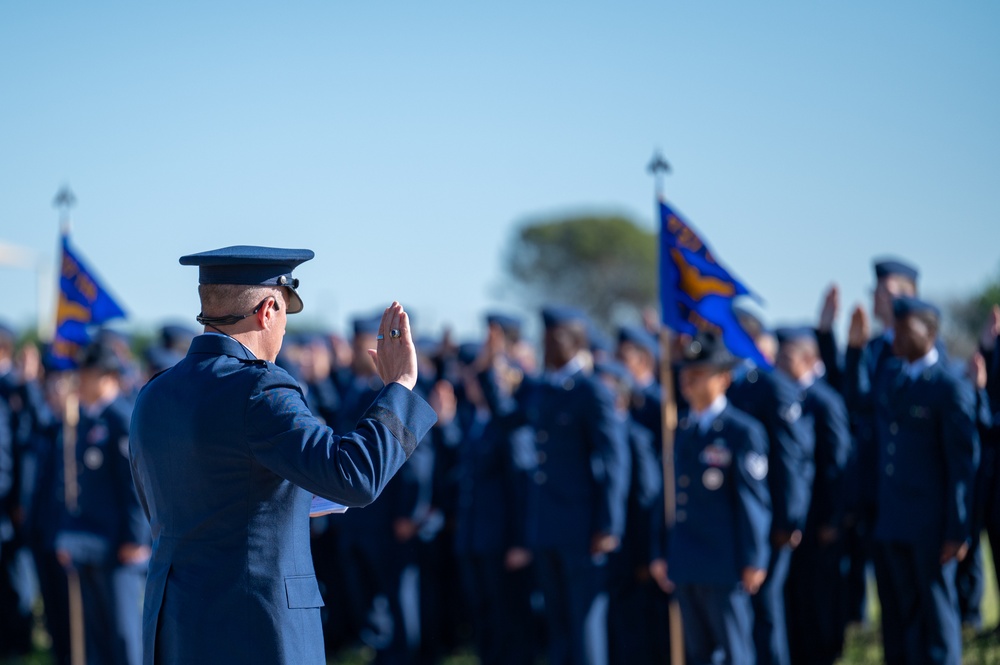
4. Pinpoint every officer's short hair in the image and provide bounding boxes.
[198,284,282,318]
